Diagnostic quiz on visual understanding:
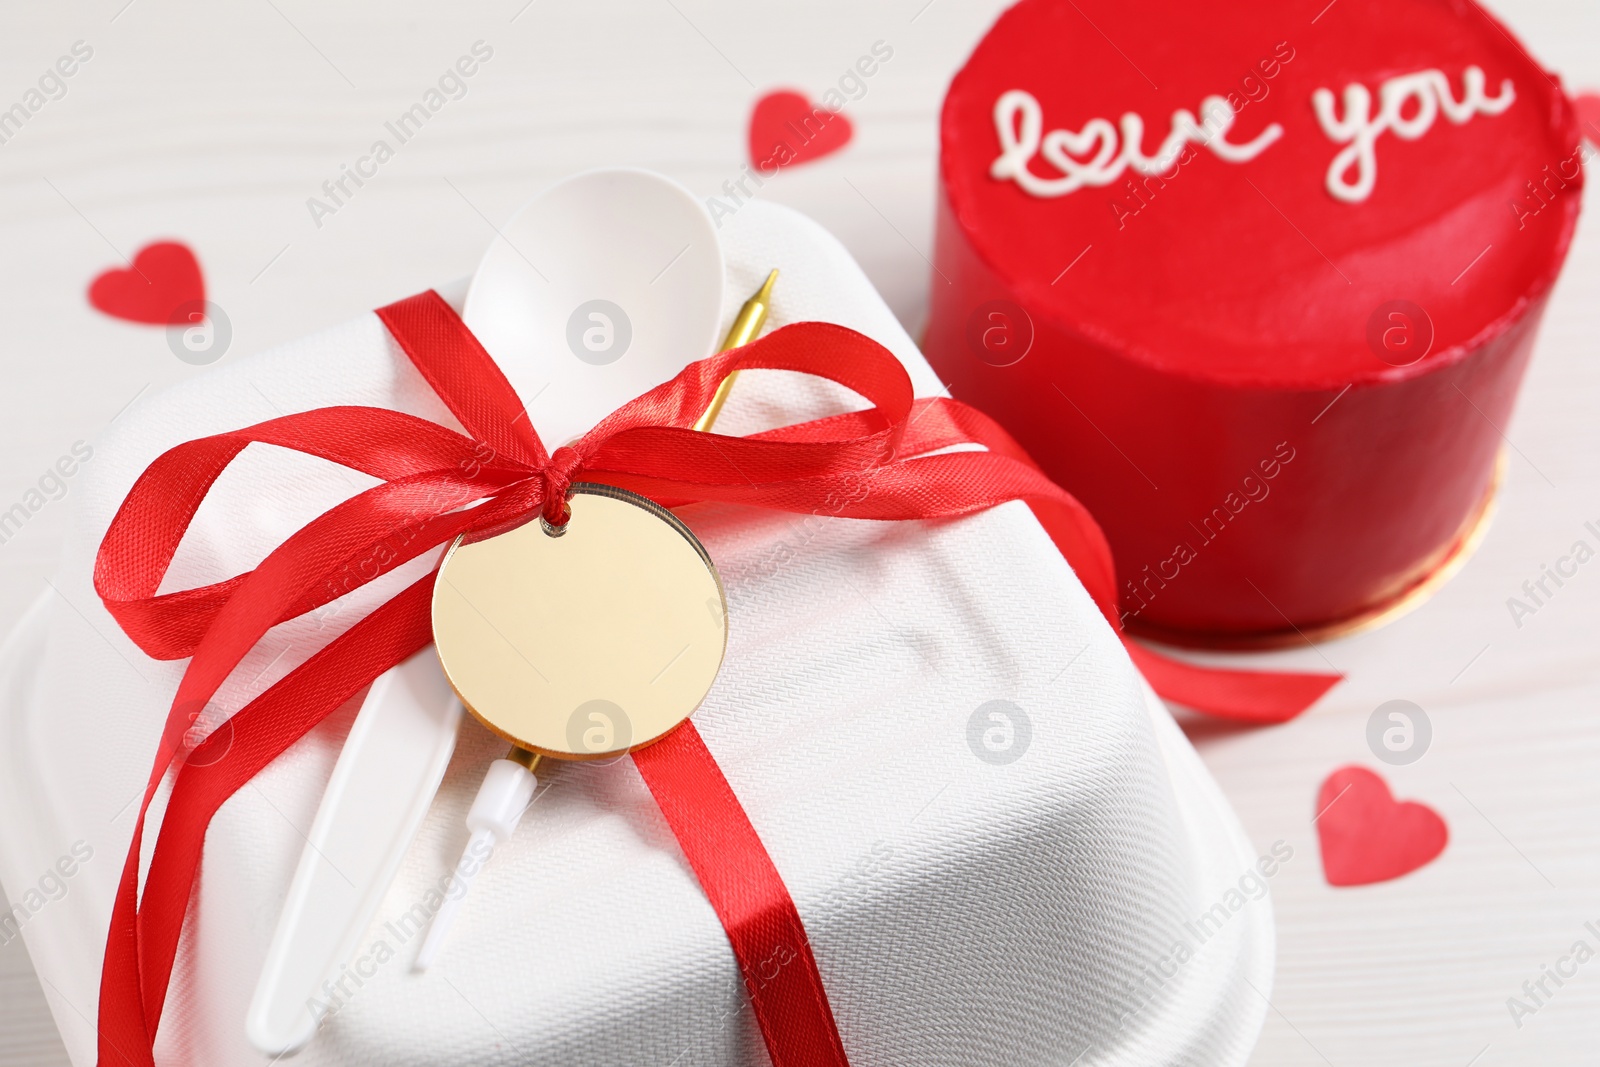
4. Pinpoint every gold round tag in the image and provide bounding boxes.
[431,483,727,760]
